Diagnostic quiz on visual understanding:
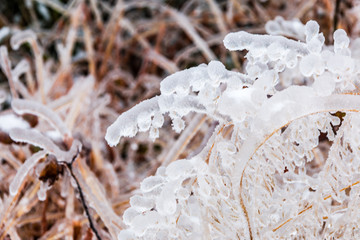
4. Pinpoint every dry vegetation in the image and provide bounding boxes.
[0,0,358,239]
